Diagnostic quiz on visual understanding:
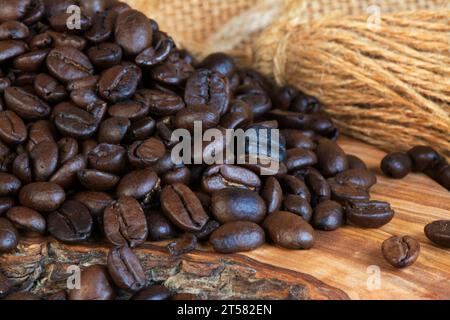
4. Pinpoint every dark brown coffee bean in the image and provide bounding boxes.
[13,48,49,72]
[115,10,153,56]
[277,174,311,203]
[285,148,317,172]
[29,32,52,50]
[50,154,86,189]
[25,120,56,153]
[34,73,67,103]
[128,138,166,168]
[68,265,115,300]
[146,210,178,241]
[382,236,420,268]
[381,152,412,179]
[161,165,191,186]
[49,11,91,33]
[98,64,141,103]
[70,88,106,110]
[97,117,130,144]
[0,21,29,40]
[131,285,171,301]
[328,178,370,204]
[335,168,377,190]
[52,102,98,139]
[151,50,194,85]
[19,182,65,212]
[0,217,18,252]
[0,197,15,216]
[167,233,197,256]
[281,129,316,150]
[6,206,46,234]
[193,219,220,241]
[88,43,122,69]
[263,211,315,250]
[0,271,11,298]
[283,195,313,222]
[299,167,330,206]
[72,191,113,217]
[67,75,99,91]
[220,99,253,129]
[88,143,126,174]
[84,10,117,43]
[290,93,322,114]
[346,201,394,228]
[4,86,50,120]
[78,169,119,191]
[0,40,26,63]
[139,89,185,117]
[315,139,349,177]
[47,200,93,243]
[117,169,159,201]
[160,183,209,232]
[0,173,21,197]
[211,188,266,224]
[347,154,368,170]
[108,100,149,121]
[210,221,265,253]
[312,200,344,231]
[198,53,237,79]
[107,246,146,293]
[173,105,220,133]
[12,153,31,184]
[407,146,441,172]
[57,137,79,165]
[202,164,261,194]
[30,140,58,181]
[48,31,87,51]
[127,117,156,141]
[46,46,94,83]
[0,110,27,144]
[261,176,283,215]
[104,196,148,248]
[424,220,450,248]
[237,90,272,118]
[268,109,313,130]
